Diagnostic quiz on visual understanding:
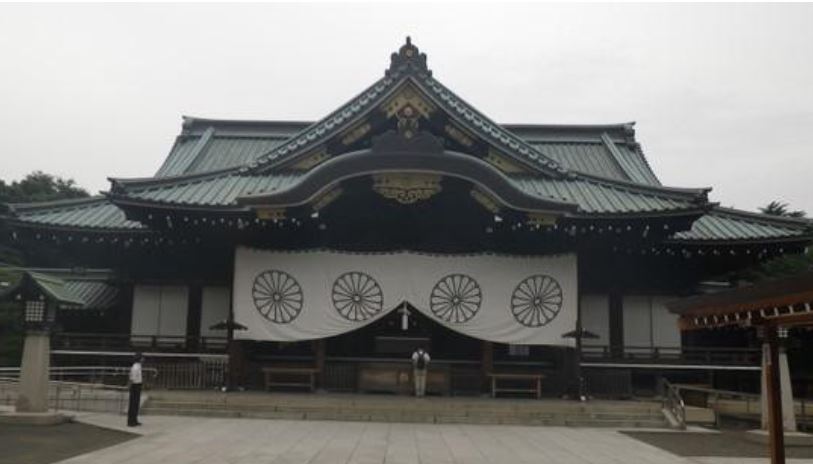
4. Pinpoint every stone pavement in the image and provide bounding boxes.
[55,413,813,464]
